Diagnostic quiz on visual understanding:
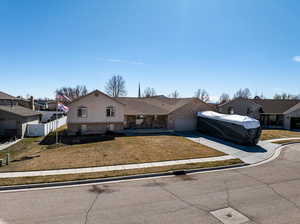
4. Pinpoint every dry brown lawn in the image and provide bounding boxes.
[0,159,242,186]
[261,129,300,140]
[0,135,225,172]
